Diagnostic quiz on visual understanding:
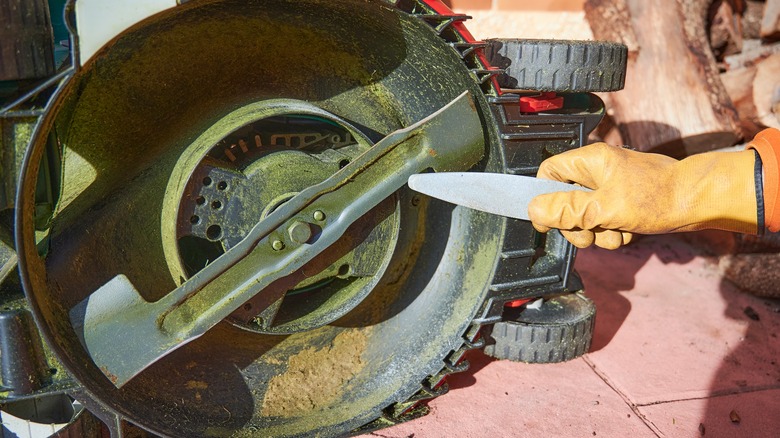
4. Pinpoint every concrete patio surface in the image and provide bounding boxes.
[360,234,780,437]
